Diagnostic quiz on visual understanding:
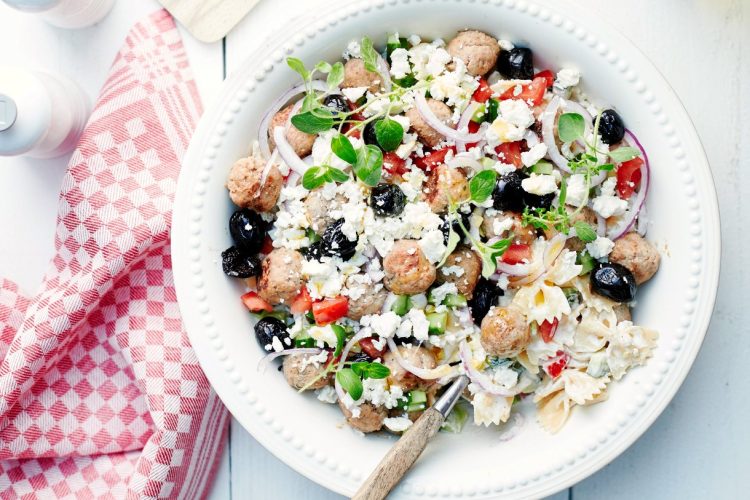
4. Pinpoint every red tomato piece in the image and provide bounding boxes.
[359,337,386,359]
[383,152,408,176]
[534,69,555,88]
[539,318,560,343]
[465,121,481,149]
[412,146,456,171]
[501,244,532,265]
[499,76,548,106]
[472,77,494,103]
[616,157,644,199]
[290,287,313,314]
[241,291,273,313]
[545,350,569,379]
[494,141,524,168]
[312,296,349,325]
[260,235,274,255]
